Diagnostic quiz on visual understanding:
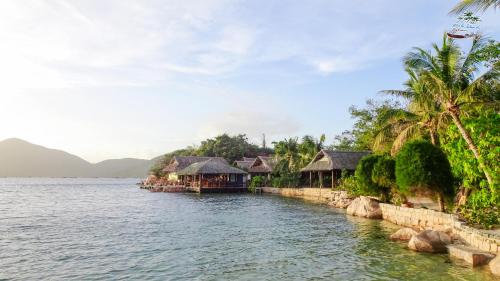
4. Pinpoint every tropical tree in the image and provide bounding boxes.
[390,35,499,190]
[451,0,500,14]
[298,134,325,167]
[344,99,403,152]
[375,68,447,155]
[273,138,300,171]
